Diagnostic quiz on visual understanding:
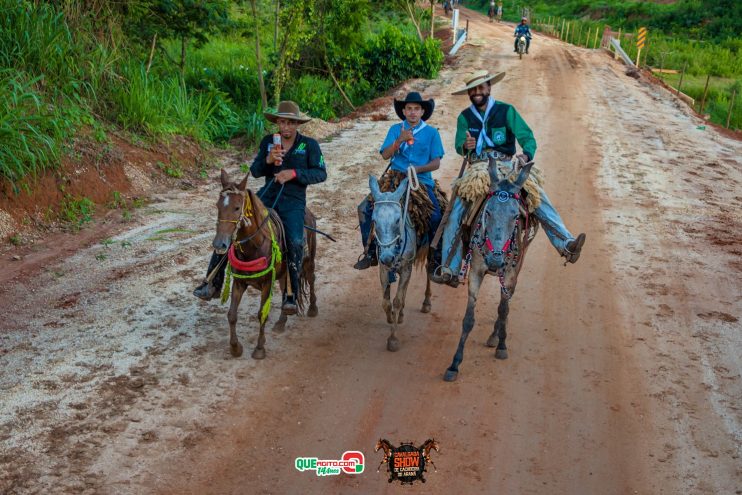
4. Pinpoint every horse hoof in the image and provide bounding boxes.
[421,303,431,314]
[396,313,404,324]
[486,334,498,348]
[495,348,508,360]
[307,305,318,317]
[387,337,400,352]
[230,342,243,358]
[443,369,458,382]
[252,347,266,360]
[386,314,394,324]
